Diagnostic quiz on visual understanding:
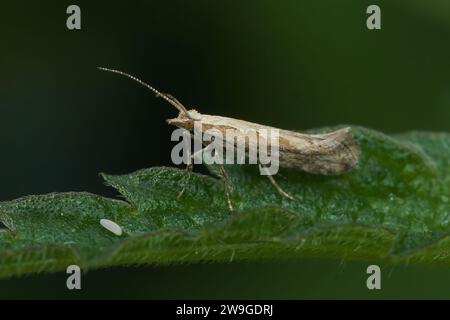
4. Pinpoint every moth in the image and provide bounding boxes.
[98,67,360,211]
